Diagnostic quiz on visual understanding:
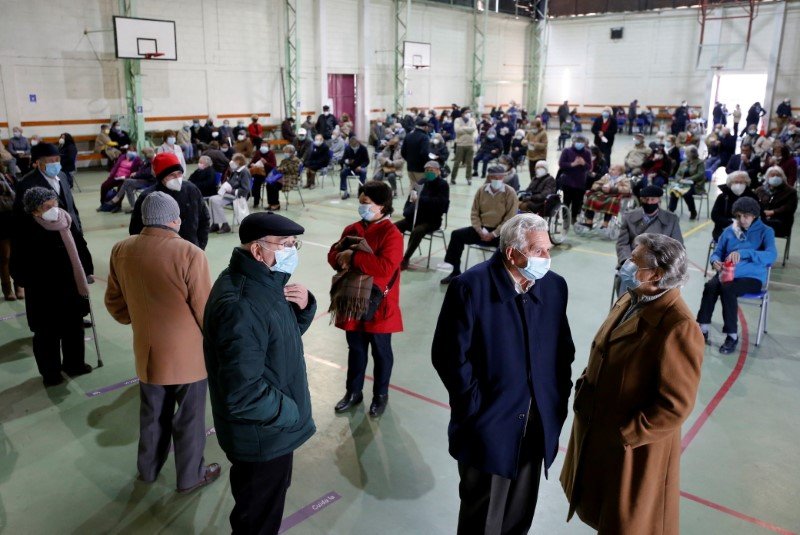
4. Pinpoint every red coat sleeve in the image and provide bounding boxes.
[351,223,403,279]
[328,222,360,270]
